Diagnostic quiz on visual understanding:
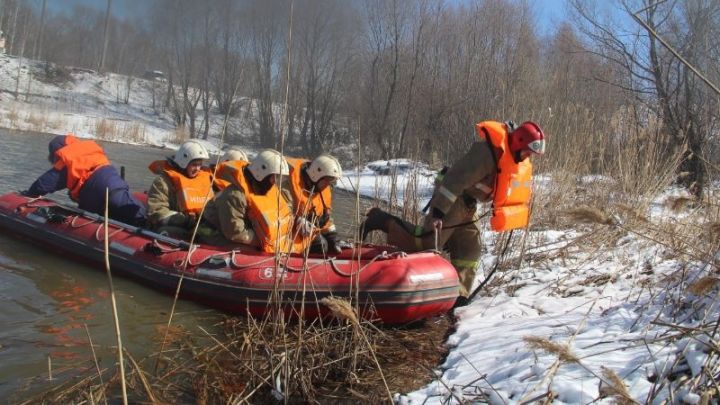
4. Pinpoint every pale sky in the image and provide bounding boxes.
[45,0,569,25]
